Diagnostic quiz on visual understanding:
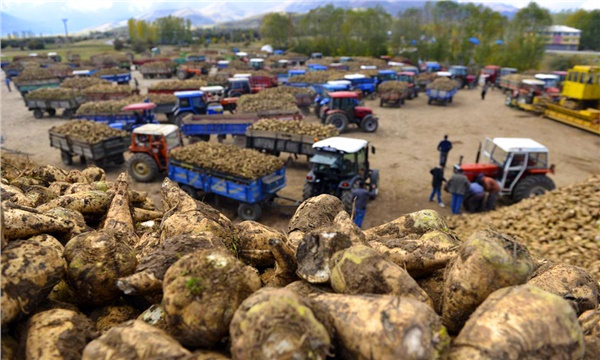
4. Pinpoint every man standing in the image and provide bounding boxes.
[5,77,11,92]
[437,135,453,167]
[446,168,470,215]
[351,187,373,229]
[481,81,489,100]
[429,166,446,207]
[477,174,500,211]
